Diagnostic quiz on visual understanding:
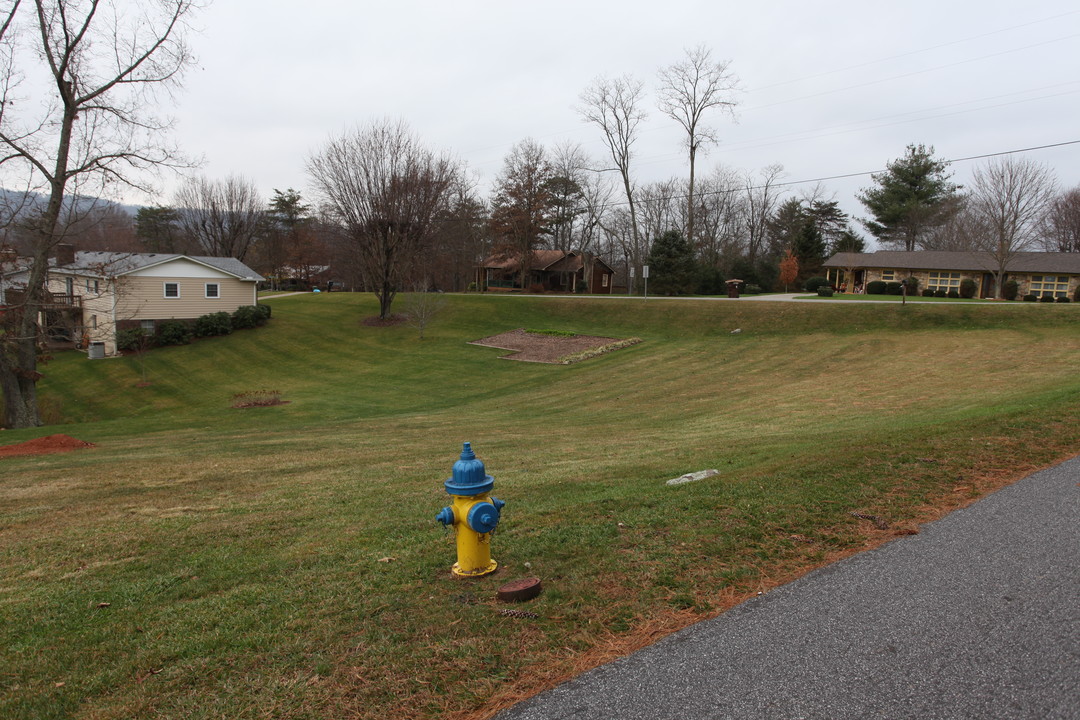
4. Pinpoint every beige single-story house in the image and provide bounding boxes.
[1,246,263,357]
[822,251,1080,299]
[477,249,615,294]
